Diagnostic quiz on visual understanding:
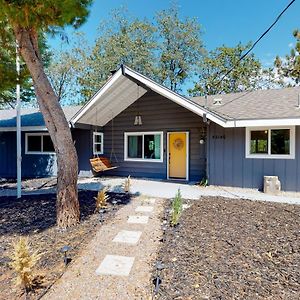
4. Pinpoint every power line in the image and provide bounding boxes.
[215,0,296,89]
